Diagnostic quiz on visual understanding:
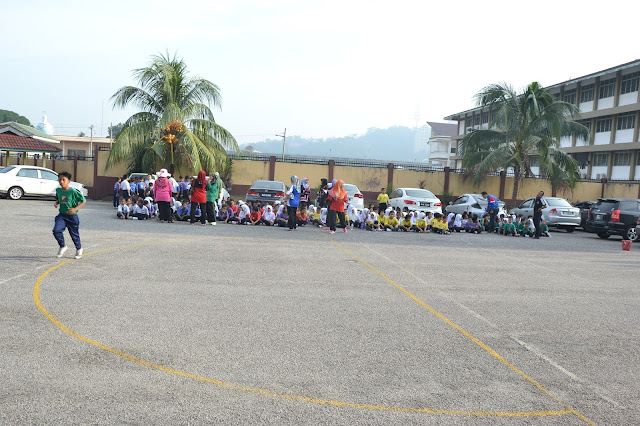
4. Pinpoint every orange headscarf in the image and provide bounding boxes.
[330,179,346,200]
